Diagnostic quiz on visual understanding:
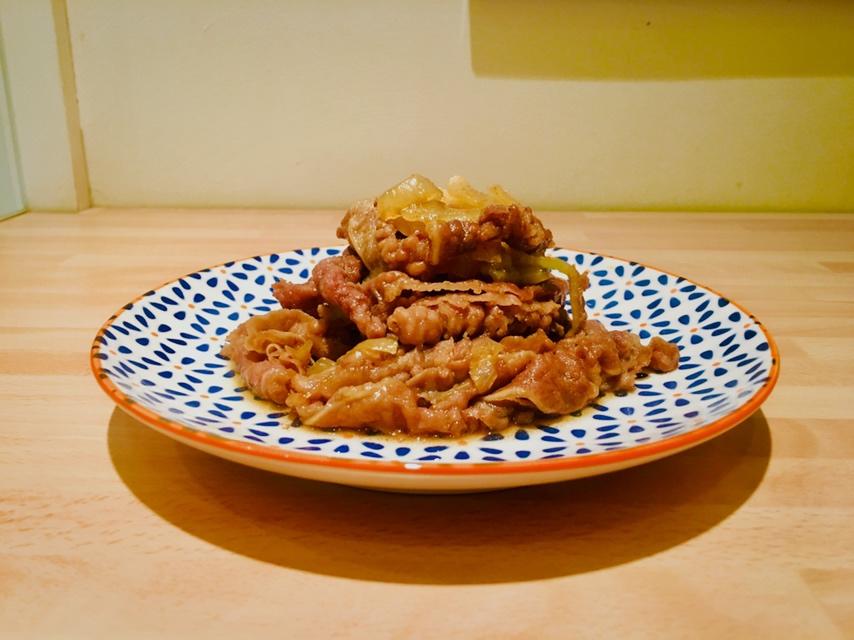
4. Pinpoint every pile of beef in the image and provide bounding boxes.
[222,176,678,437]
